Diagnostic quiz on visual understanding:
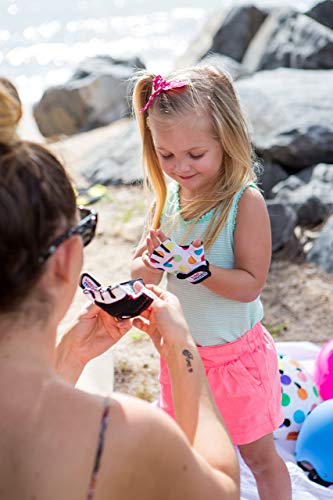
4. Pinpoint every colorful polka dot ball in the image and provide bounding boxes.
[273,353,321,443]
